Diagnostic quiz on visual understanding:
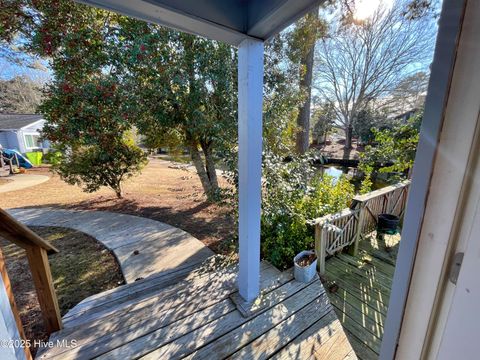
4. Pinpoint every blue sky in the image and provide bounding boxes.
[0,45,51,83]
